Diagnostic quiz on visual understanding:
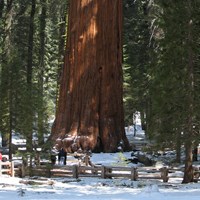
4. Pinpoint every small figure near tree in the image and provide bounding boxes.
[0,150,2,161]
[58,148,67,165]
